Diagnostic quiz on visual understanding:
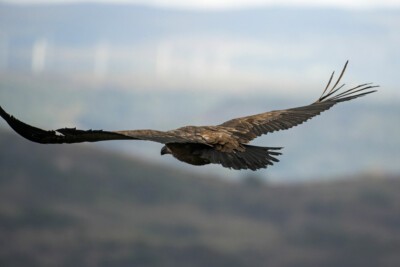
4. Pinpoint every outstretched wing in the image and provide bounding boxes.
[0,106,198,145]
[219,61,378,143]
